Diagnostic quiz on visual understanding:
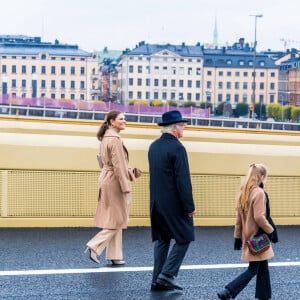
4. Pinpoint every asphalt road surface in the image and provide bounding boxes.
[0,226,299,299]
